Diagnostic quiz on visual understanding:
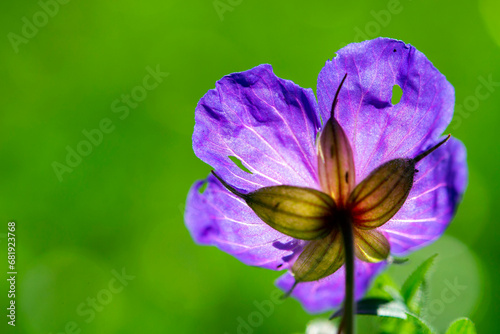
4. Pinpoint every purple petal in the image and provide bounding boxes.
[379,137,468,255]
[185,173,304,270]
[275,261,386,313]
[317,38,455,183]
[194,64,322,192]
